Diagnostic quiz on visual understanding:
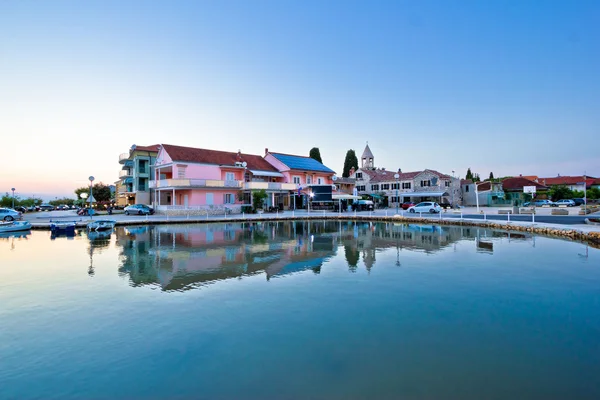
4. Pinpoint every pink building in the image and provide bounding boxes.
[150,144,337,214]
